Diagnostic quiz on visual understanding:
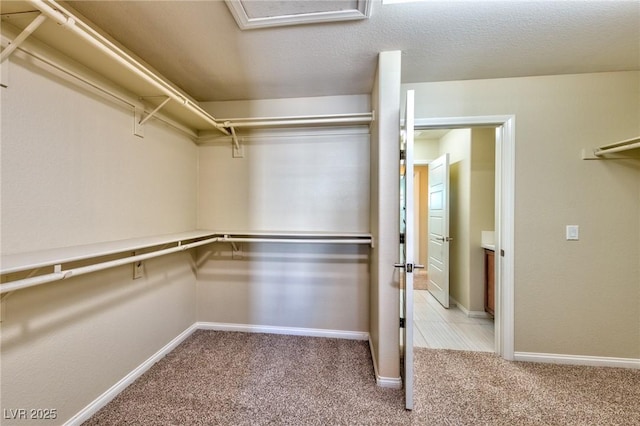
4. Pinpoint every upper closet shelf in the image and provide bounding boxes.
[0,0,373,138]
[582,136,640,160]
